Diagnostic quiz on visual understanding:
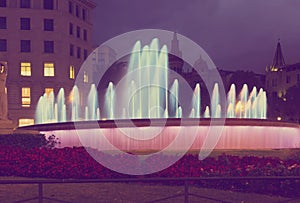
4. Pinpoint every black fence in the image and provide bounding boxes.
[1,176,300,203]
